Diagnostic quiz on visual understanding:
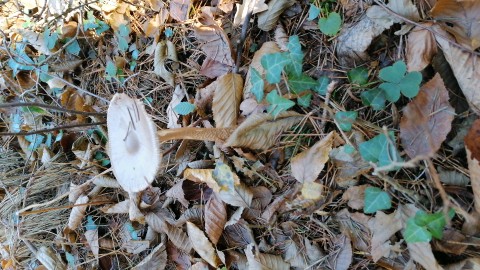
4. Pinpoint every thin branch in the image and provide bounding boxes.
[234,2,254,74]
[0,121,106,136]
[0,102,106,116]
